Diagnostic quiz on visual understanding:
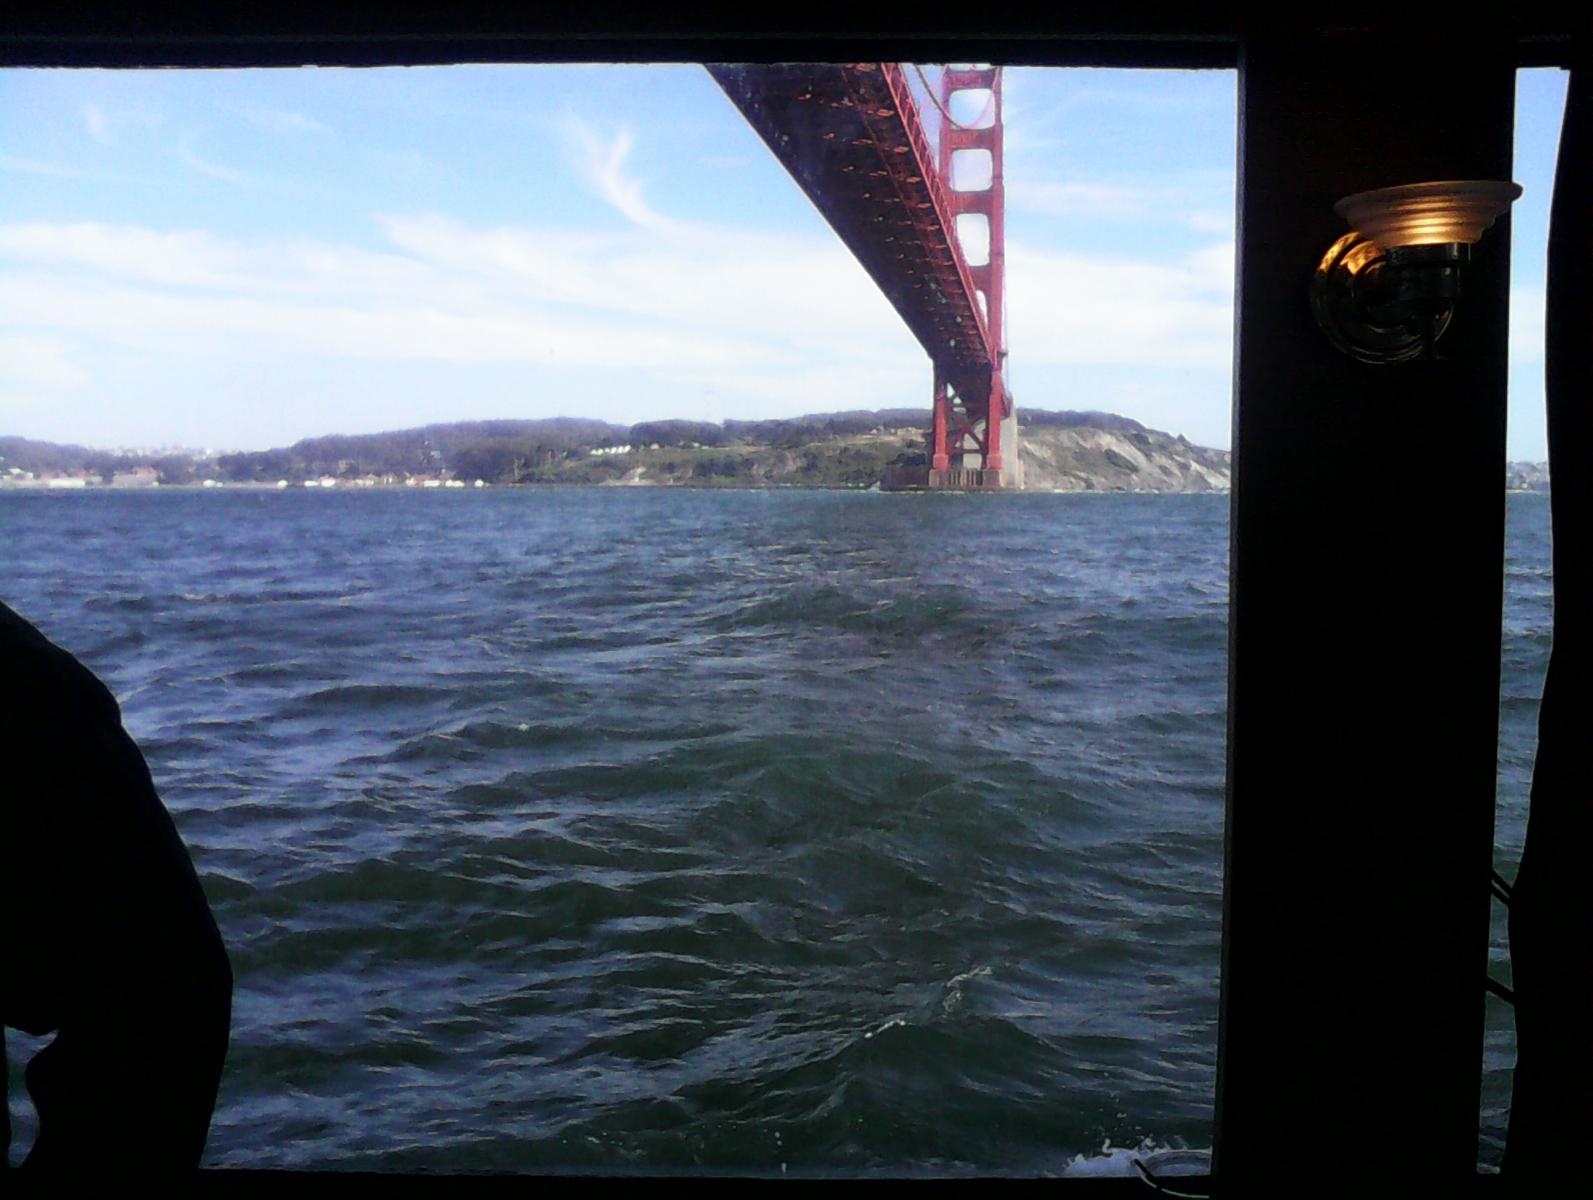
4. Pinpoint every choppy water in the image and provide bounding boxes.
[1,489,1549,1174]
